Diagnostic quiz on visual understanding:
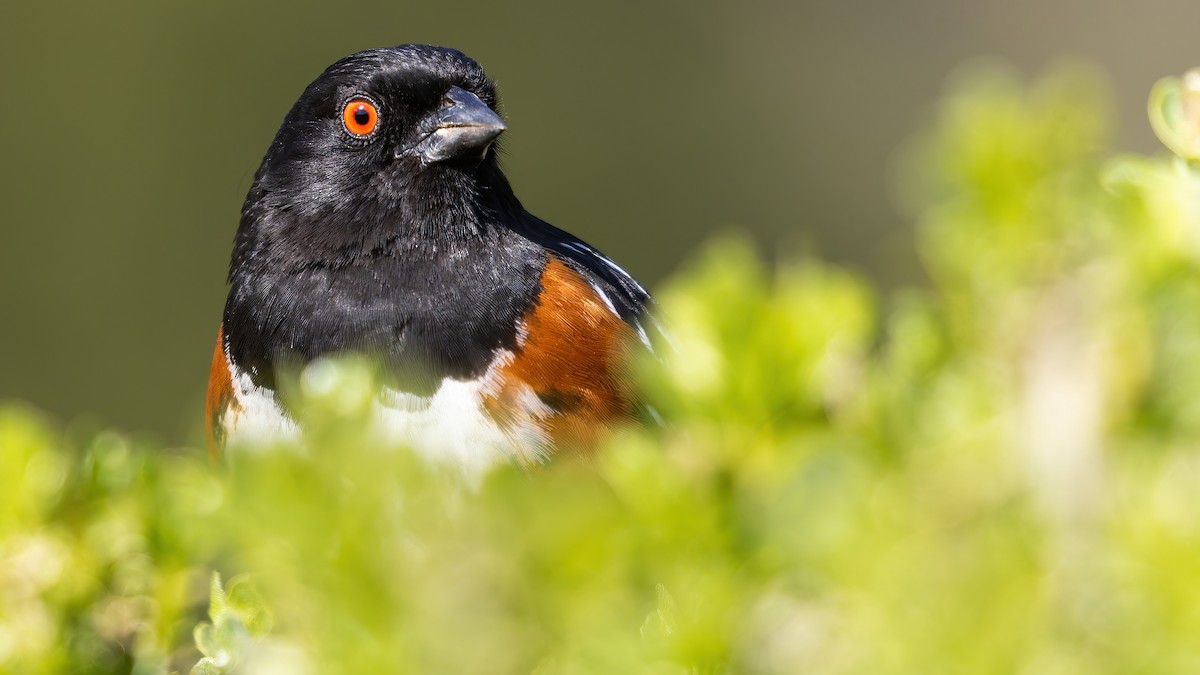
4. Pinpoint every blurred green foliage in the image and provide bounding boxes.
[4,65,1200,673]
